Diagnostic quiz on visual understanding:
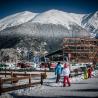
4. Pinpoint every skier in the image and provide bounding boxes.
[83,66,88,79]
[62,63,71,87]
[55,62,62,83]
[87,66,93,78]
